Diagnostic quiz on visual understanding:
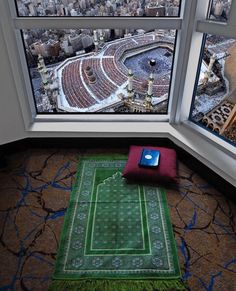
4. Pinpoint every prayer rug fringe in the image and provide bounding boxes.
[49,279,186,291]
